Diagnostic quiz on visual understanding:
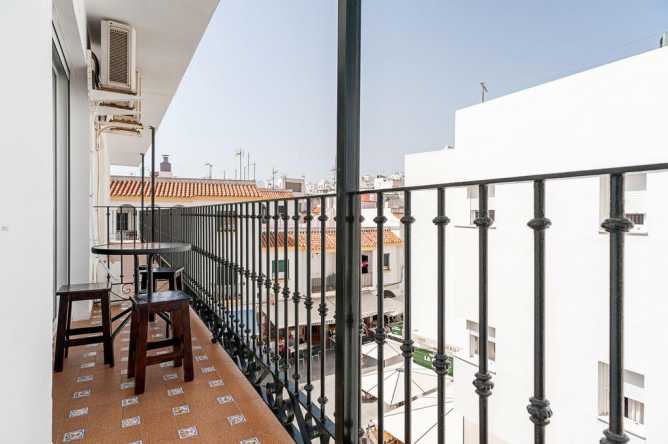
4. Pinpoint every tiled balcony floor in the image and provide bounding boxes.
[52,297,293,443]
